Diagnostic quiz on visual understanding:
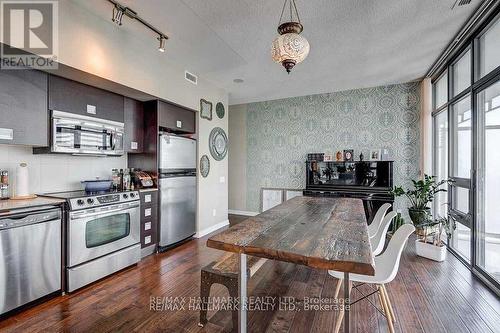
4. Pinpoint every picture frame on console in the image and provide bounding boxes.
[370,149,381,161]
